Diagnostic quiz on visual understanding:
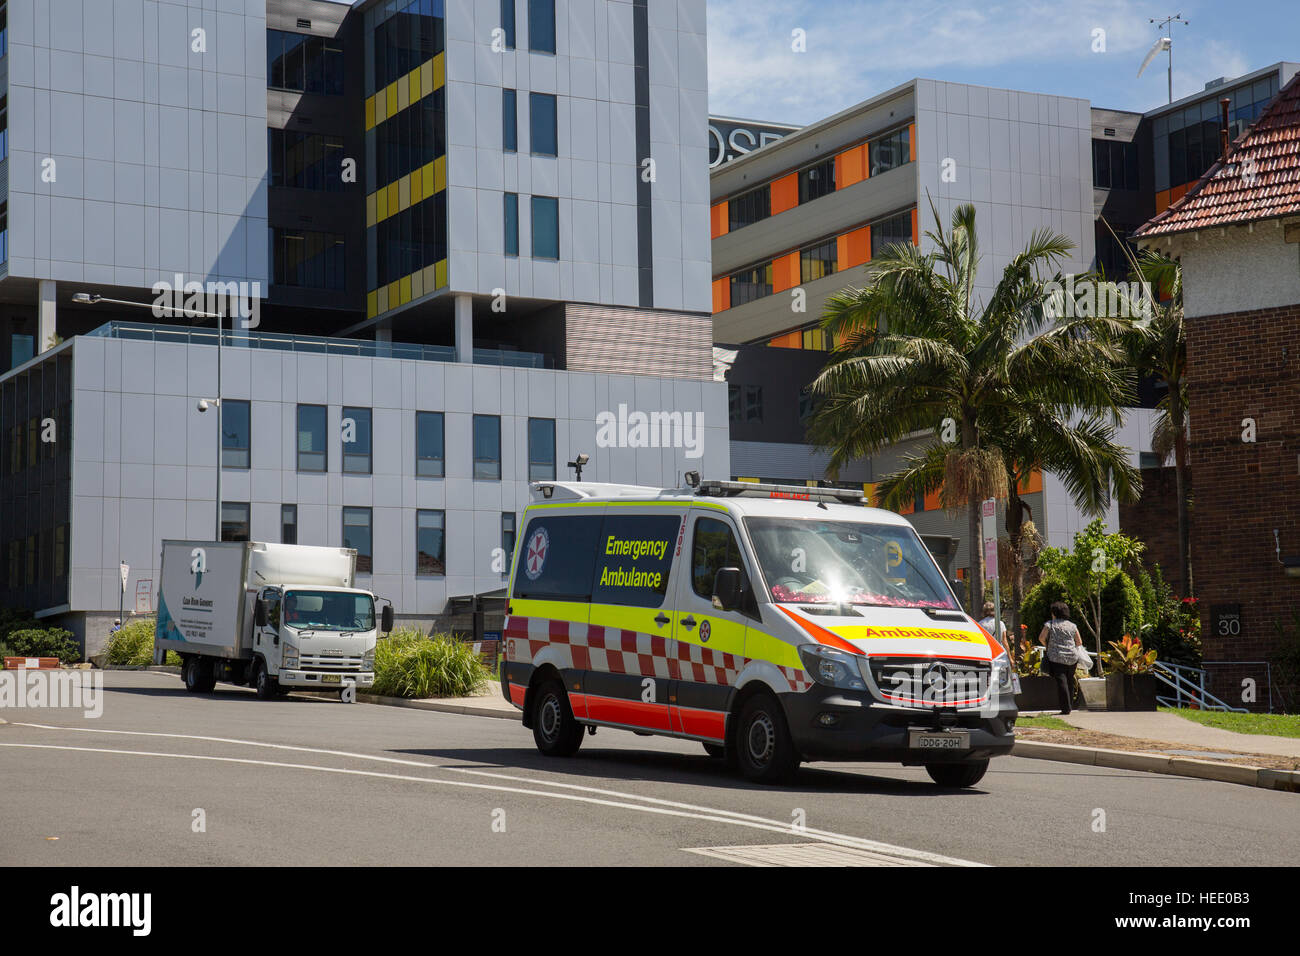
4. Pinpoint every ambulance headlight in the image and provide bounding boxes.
[799,645,867,691]
[991,655,1013,692]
